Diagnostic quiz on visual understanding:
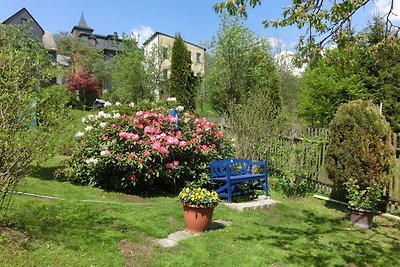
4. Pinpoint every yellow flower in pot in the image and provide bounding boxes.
[178,186,220,233]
